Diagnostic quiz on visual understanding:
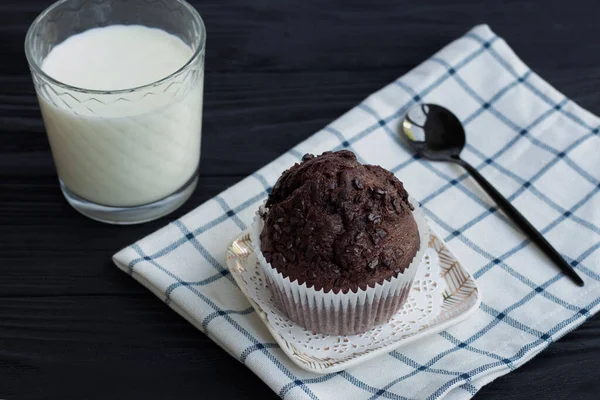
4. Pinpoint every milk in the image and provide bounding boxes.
[39,25,203,207]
